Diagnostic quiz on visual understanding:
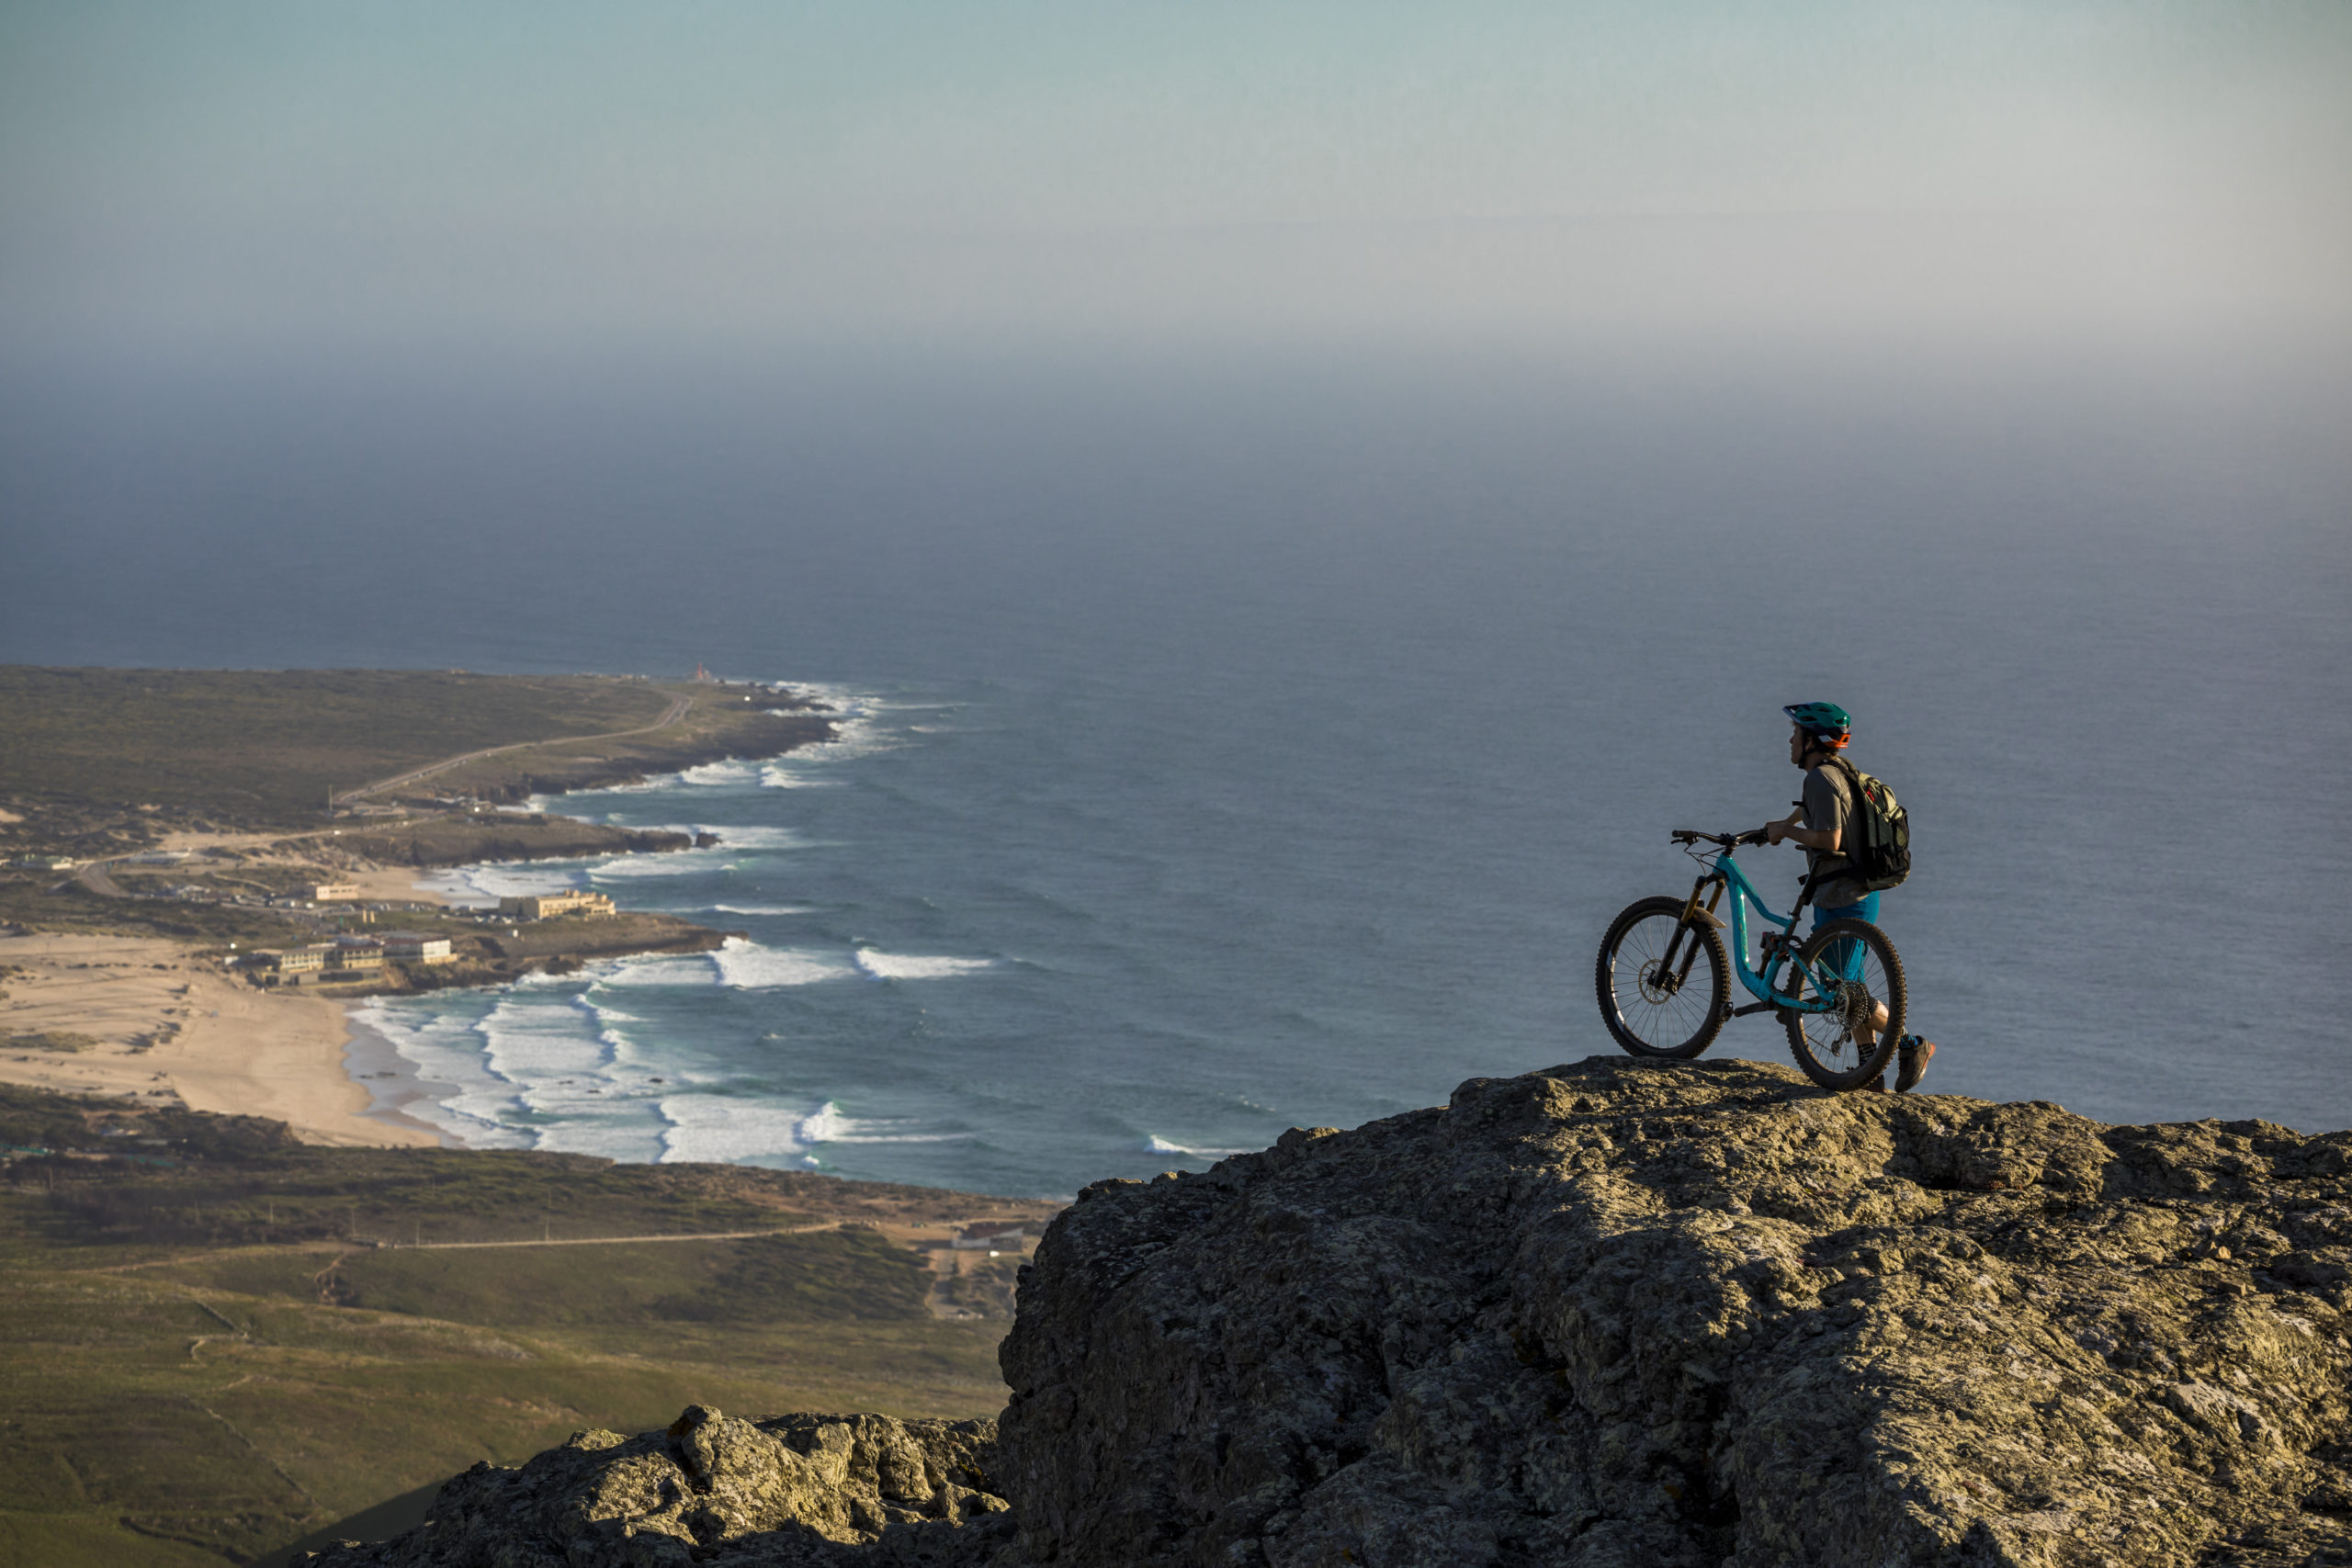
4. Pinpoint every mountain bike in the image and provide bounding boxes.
[1595,828,1905,1090]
